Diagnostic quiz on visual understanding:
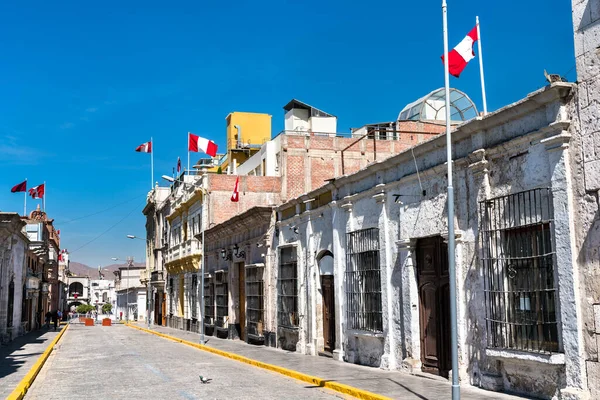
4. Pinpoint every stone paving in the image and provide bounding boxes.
[25,324,344,400]
[0,326,63,399]
[132,323,530,400]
